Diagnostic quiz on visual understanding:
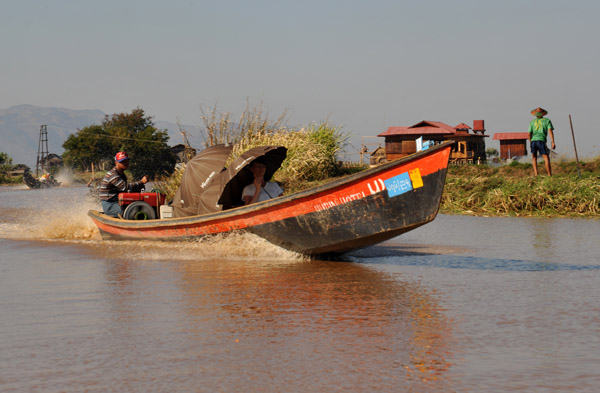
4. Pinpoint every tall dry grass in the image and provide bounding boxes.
[155,103,350,200]
[199,101,290,147]
[232,123,347,184]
